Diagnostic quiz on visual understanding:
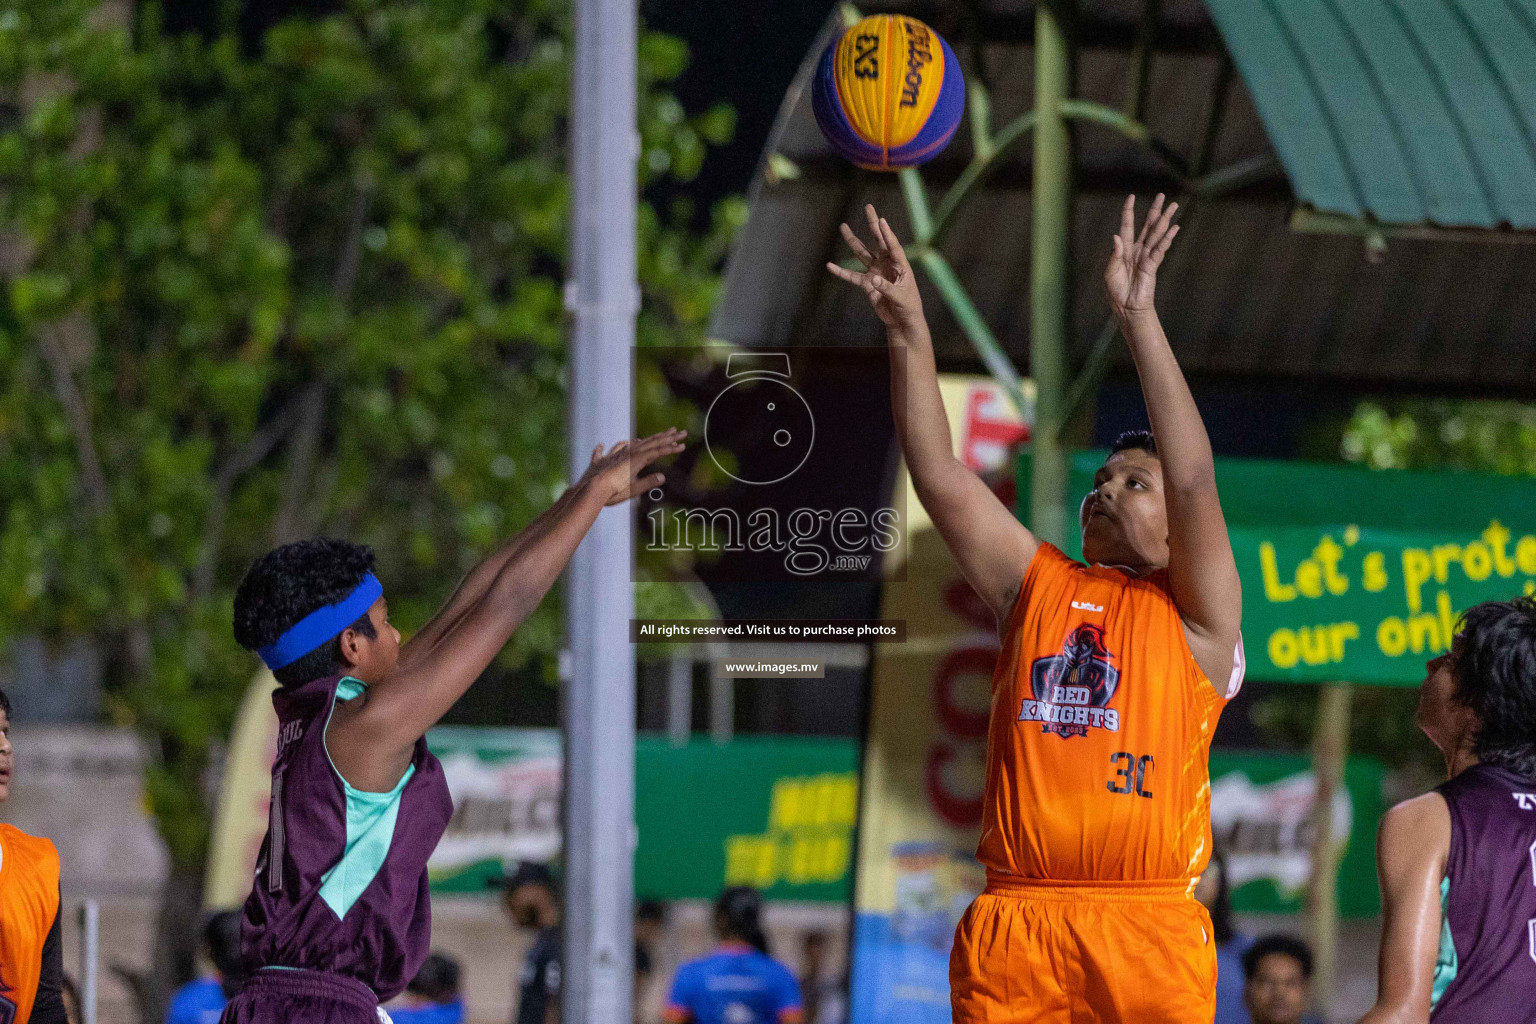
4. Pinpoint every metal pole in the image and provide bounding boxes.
[667,653,692,747]
[1030,0,1072,546]
[1308,681,1353,1017]
[710,671,734,746]
[564,0,636,1015]
[79,900,99,1024]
